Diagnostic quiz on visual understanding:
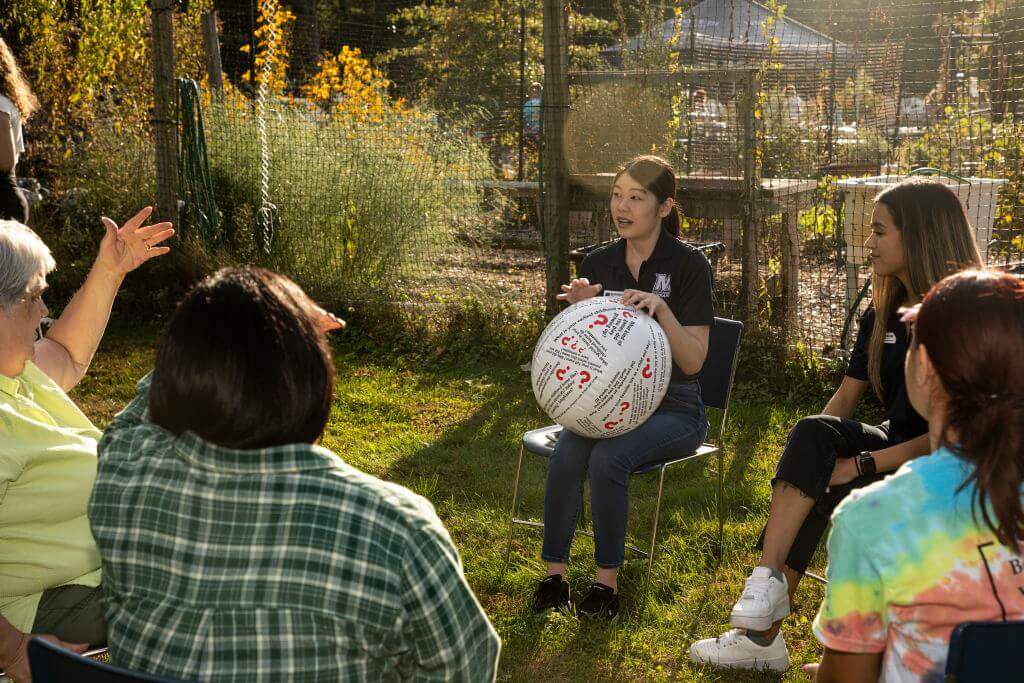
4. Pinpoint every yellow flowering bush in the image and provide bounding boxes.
[300,46,411,123]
